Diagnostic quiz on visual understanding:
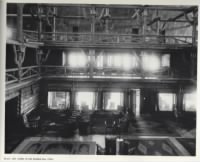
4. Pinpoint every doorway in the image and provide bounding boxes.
[130,89,140,117]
